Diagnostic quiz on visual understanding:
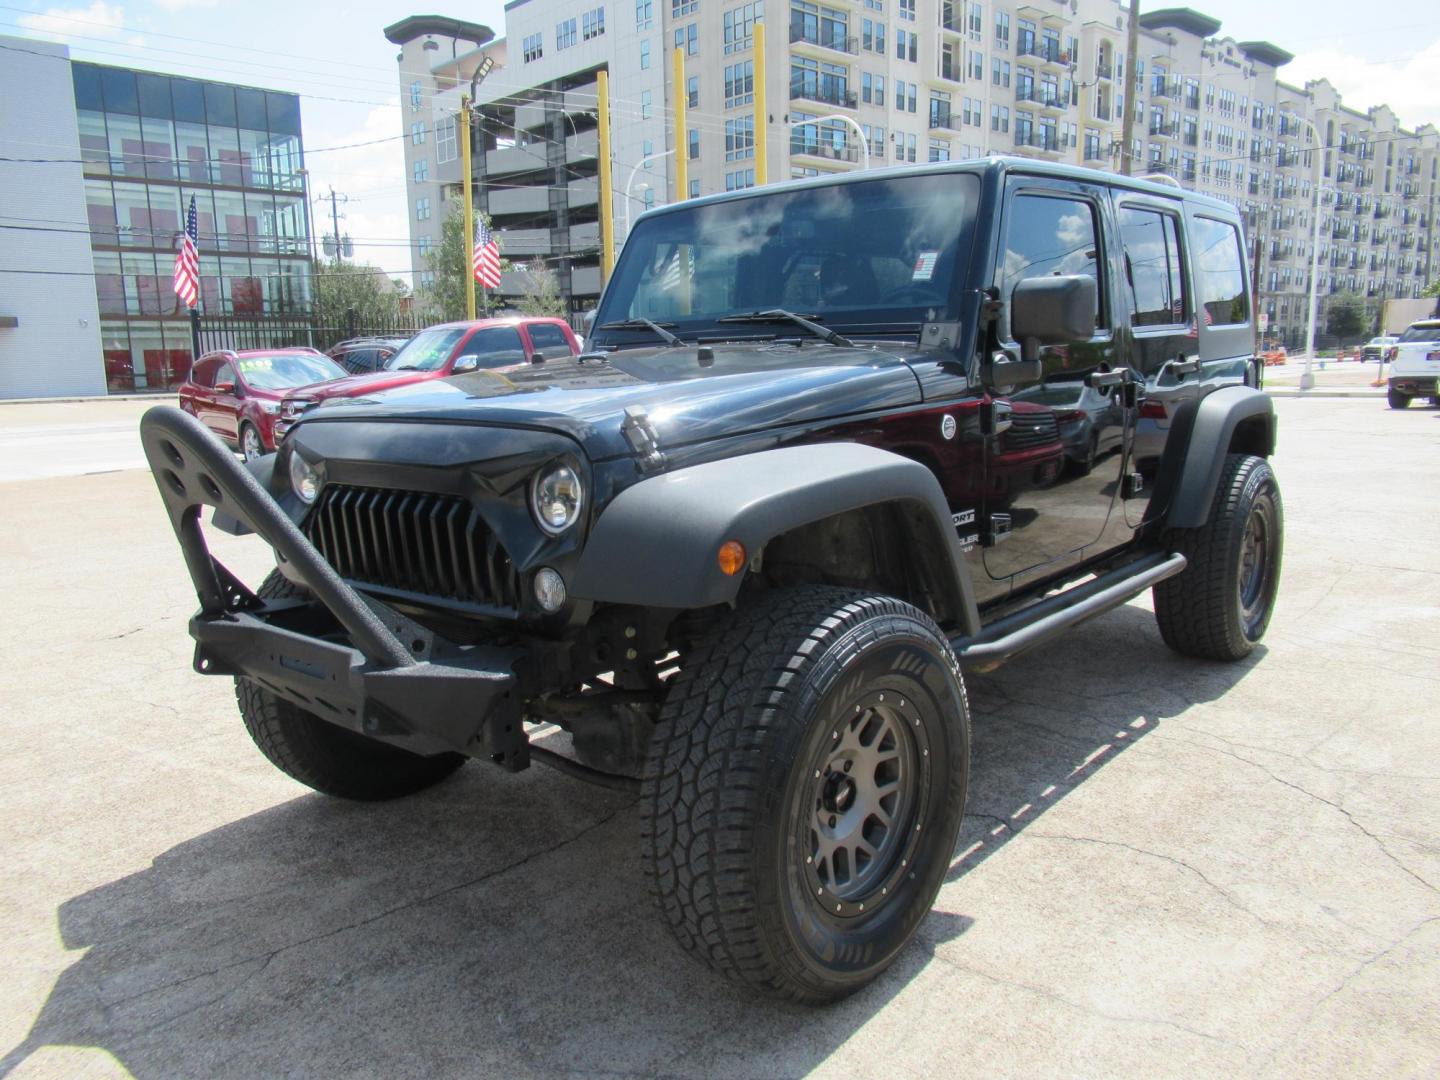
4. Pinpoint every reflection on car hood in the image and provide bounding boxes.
[282,368,441,401]
[297,341,924,460]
